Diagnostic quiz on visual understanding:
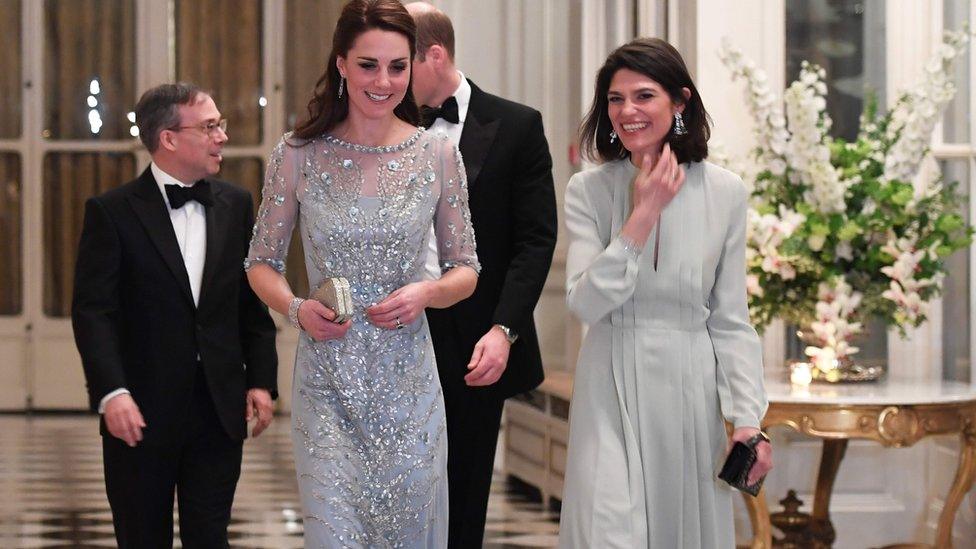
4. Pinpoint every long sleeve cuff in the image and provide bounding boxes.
[98,388,130,414]
[732,415,762,430]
